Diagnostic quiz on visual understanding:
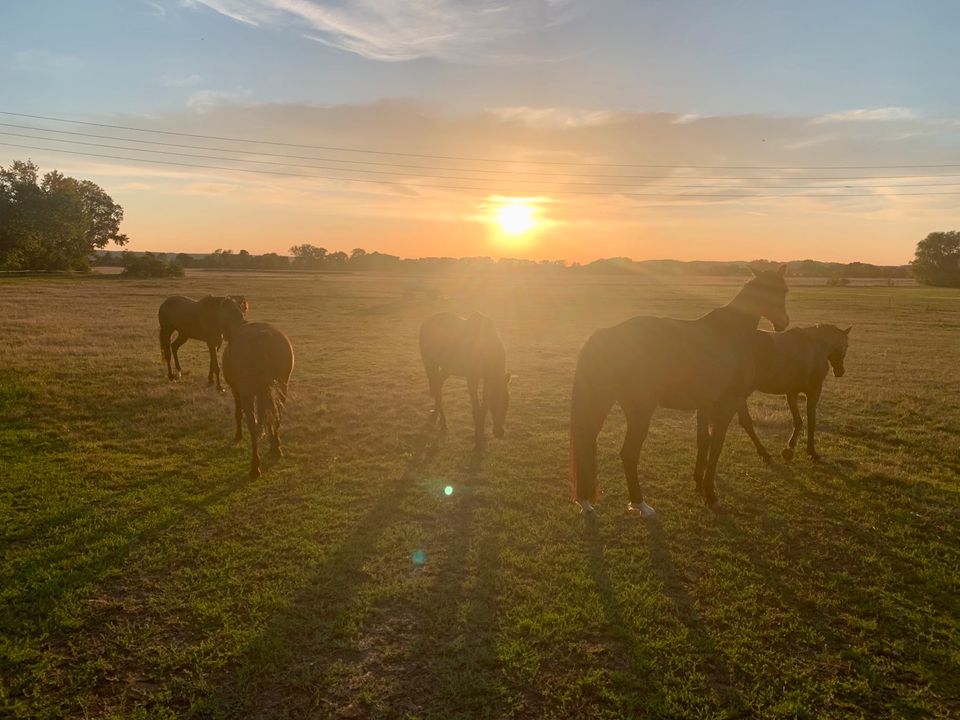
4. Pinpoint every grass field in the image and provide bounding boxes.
[1,270,958,719]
